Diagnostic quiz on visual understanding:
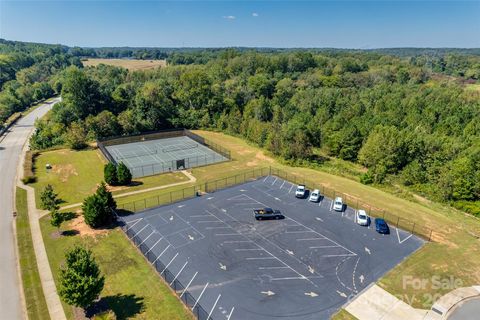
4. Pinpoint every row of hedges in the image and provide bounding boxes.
[22,151,38,184]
